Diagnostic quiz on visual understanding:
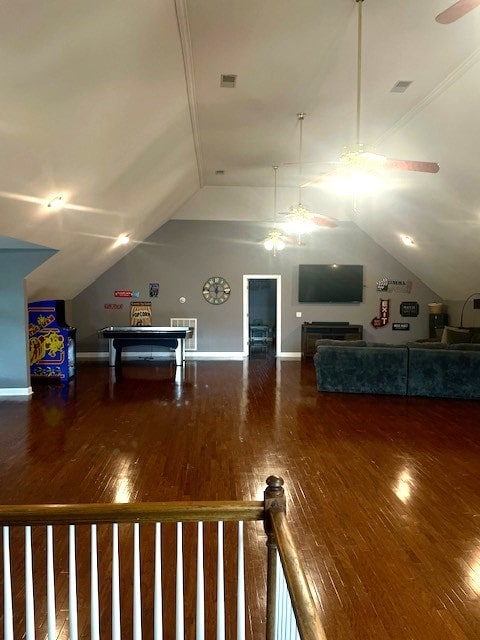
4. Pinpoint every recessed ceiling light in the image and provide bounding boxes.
[402,235,415,246]
[47,195,64,210]
[117,234,130,245]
